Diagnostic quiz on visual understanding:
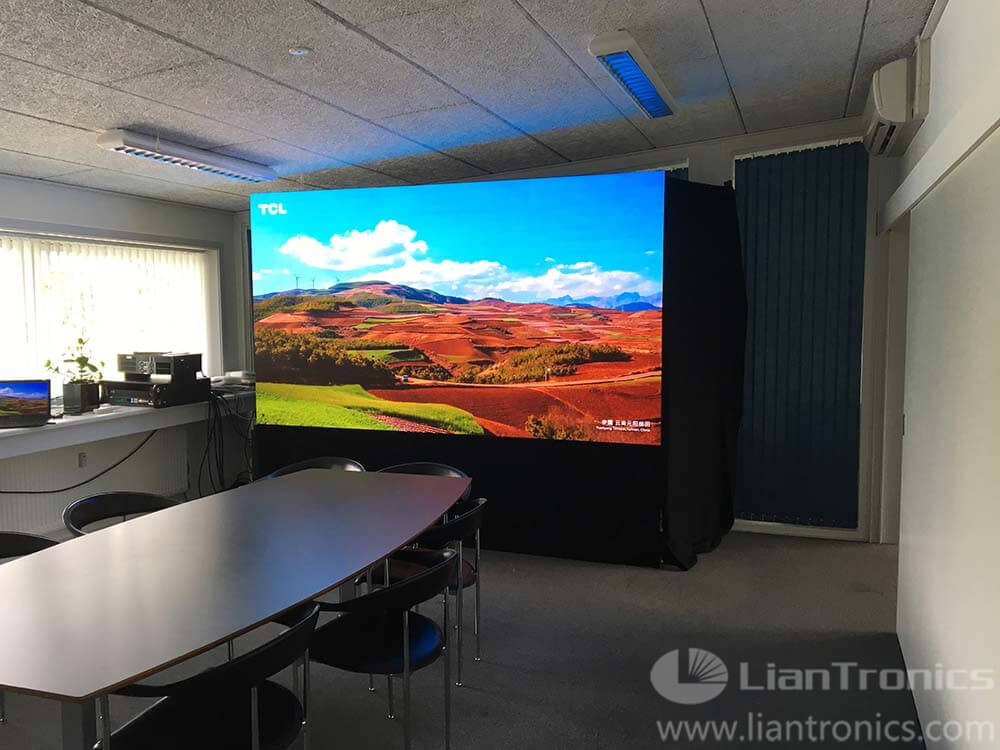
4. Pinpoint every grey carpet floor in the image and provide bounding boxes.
[1,532,906,749]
